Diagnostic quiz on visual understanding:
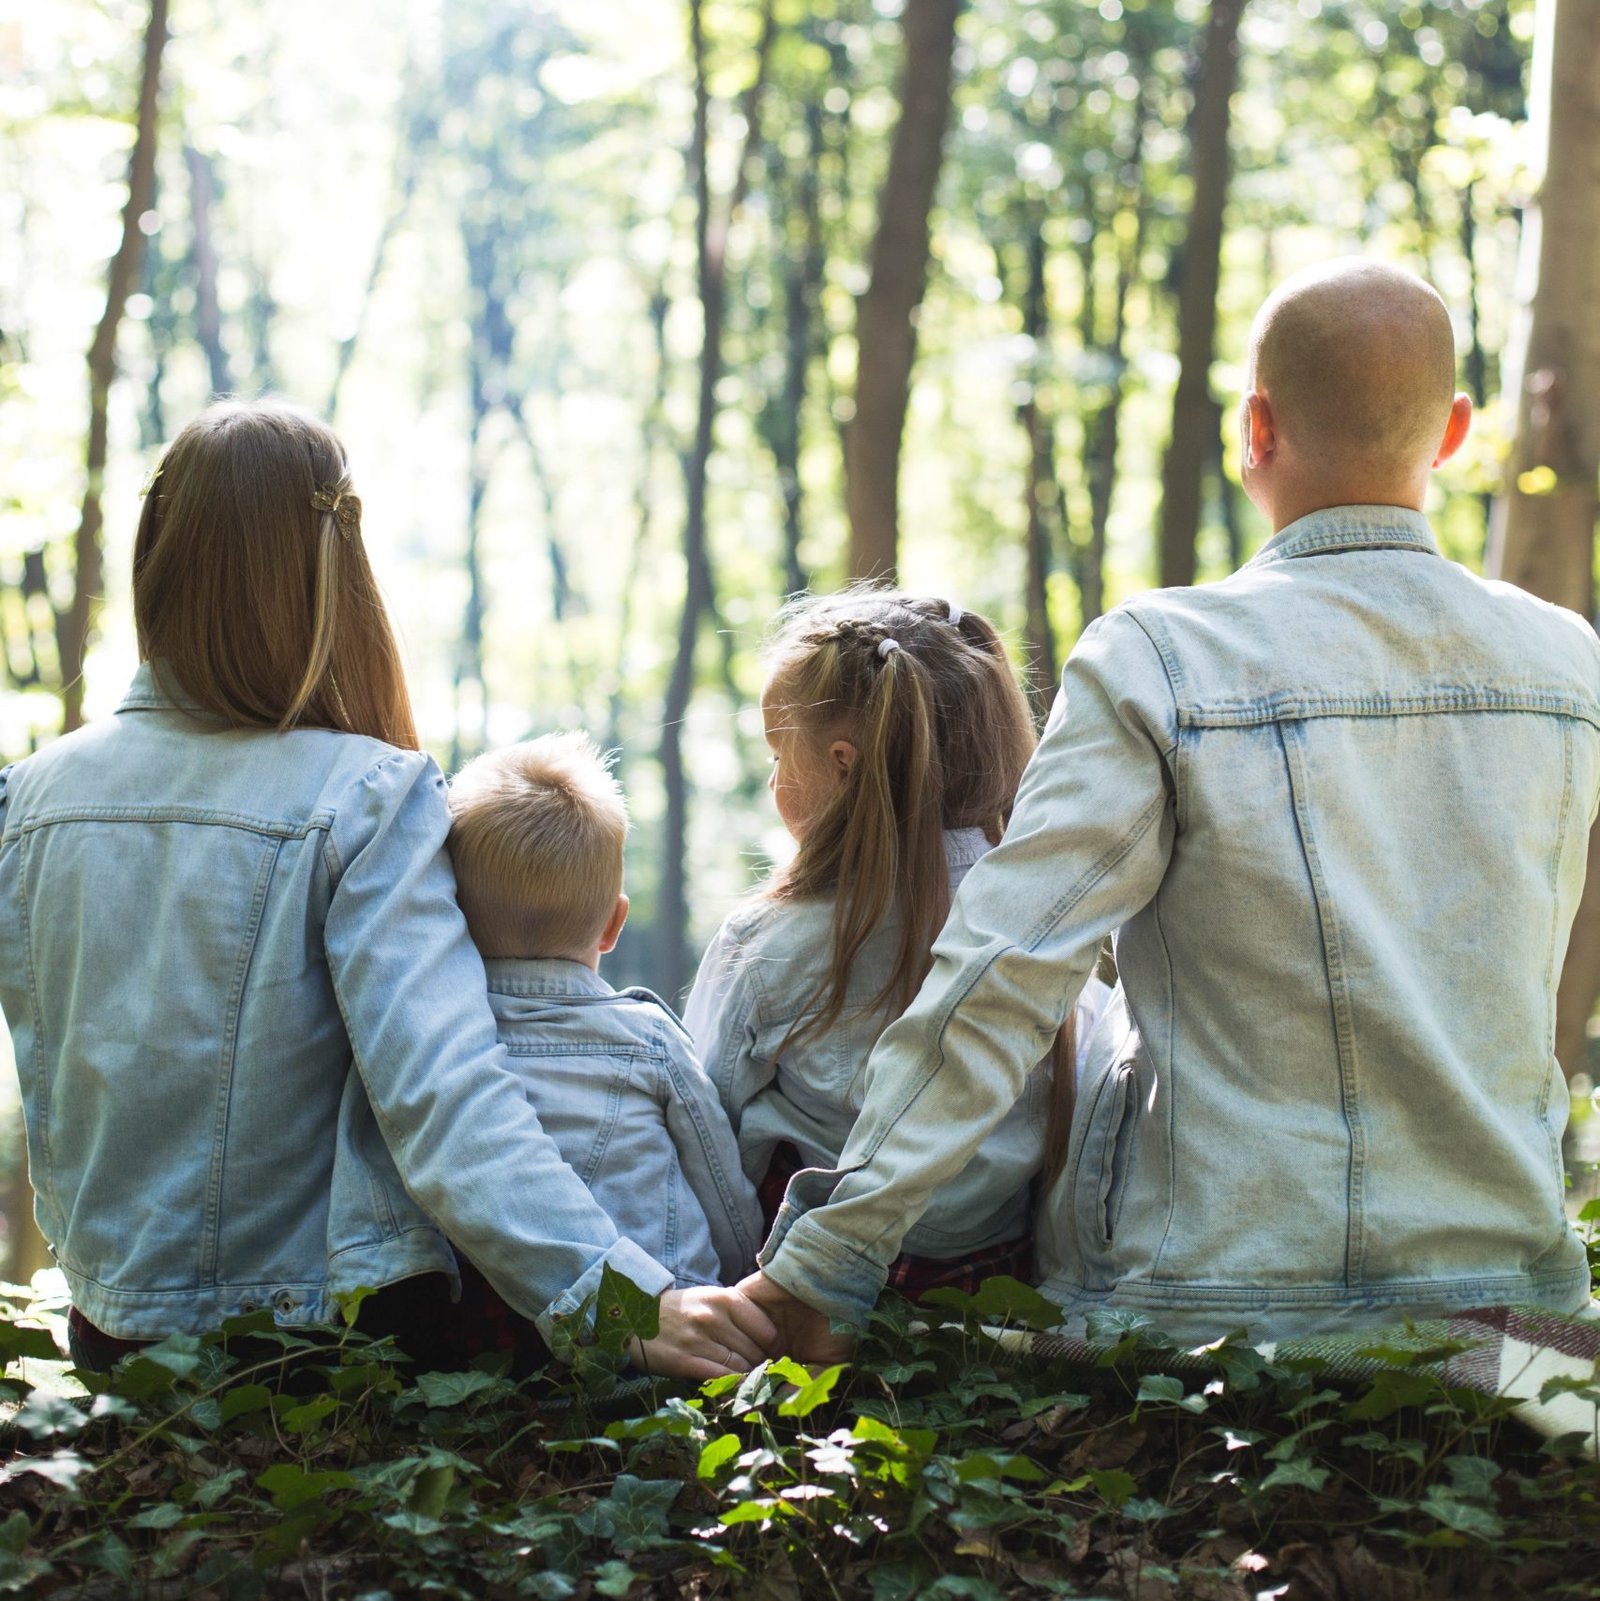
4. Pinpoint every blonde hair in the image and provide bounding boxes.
[133,399,417,748]
[764,589,1079,1181]
[447,733,628,960]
